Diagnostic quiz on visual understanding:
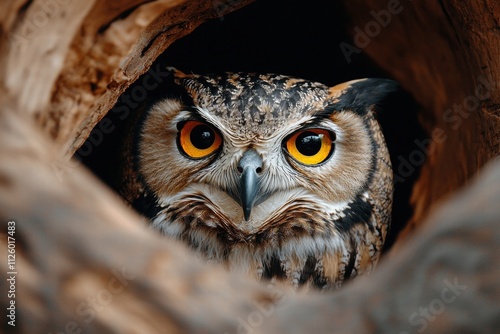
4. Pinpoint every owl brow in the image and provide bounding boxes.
[311,105,338,119]
[180,107,230,135]
[197,105,233,126]
[299,112,335,129]
[175,107,208,123]
[276,117,327,141]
